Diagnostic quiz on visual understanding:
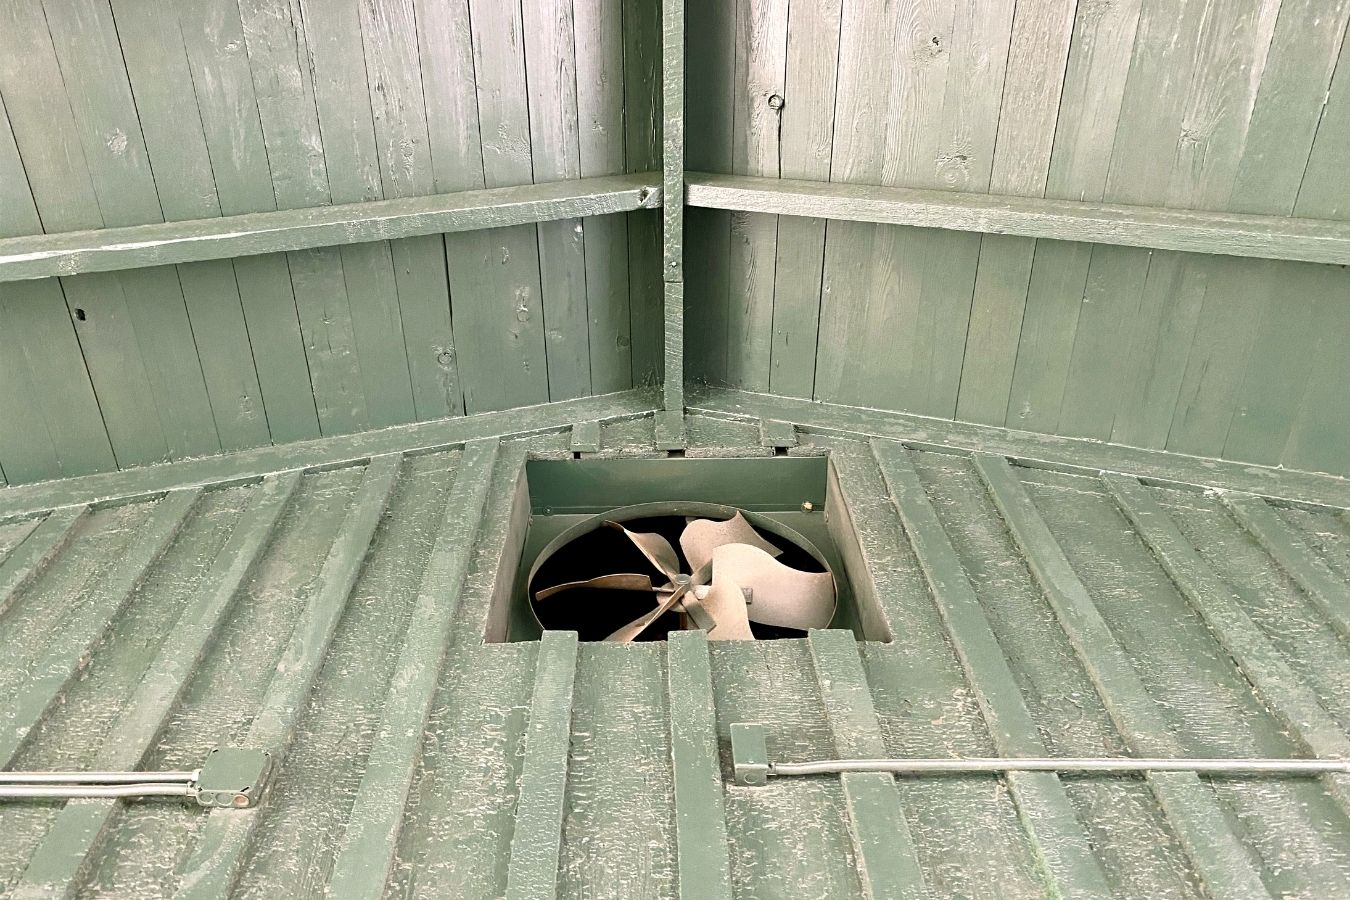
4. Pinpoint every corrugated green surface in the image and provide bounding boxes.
[0,409,1348,898]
